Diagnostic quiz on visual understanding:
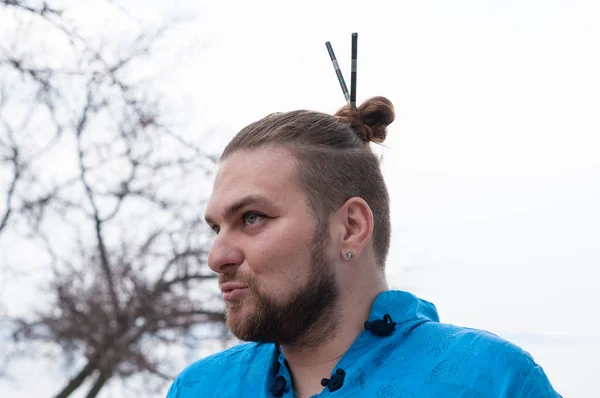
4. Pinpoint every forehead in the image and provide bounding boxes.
[206,146,303,217]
